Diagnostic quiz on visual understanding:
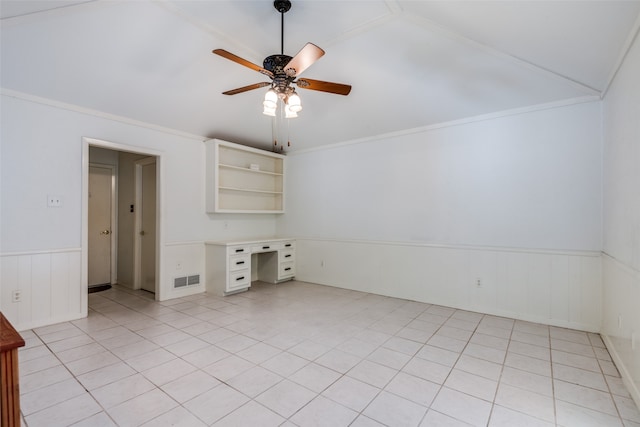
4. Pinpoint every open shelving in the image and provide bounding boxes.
[206,139,286,213]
